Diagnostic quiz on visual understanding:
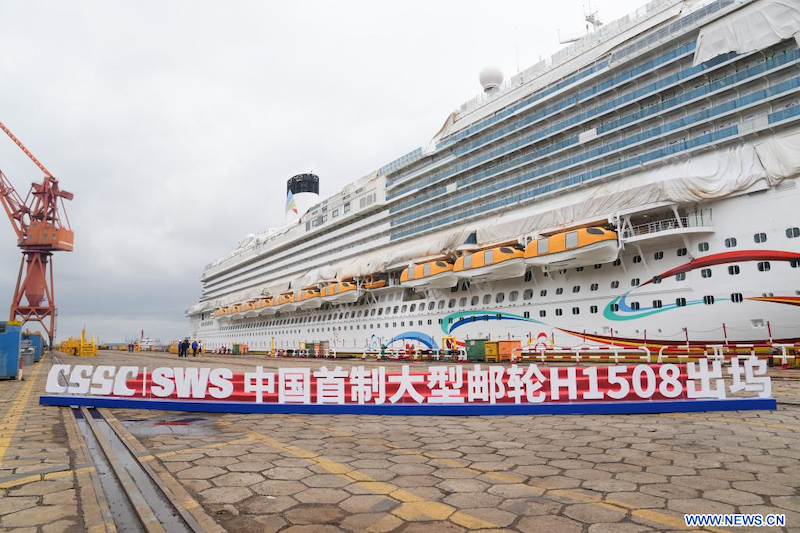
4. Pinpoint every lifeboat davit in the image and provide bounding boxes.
[322,280,359,304]
[525,227,618,268]
[296,287,322,309]
[401,261,457,289]
[454,246,525,281]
